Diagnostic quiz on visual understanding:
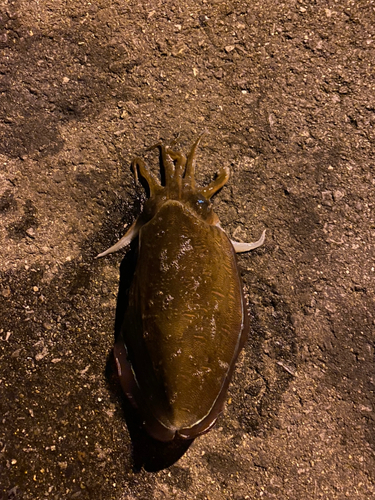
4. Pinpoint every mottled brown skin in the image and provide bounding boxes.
[97,137,264,441]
